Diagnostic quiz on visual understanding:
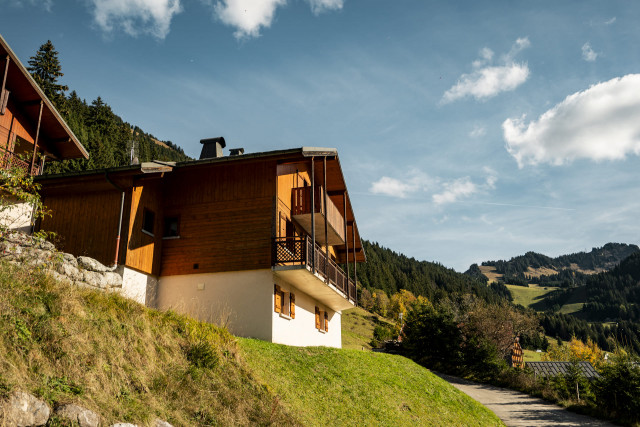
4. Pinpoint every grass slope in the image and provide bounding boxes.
[0,261,295,426]
[341,307,394,350]
[506,284,558,308]
[239,339,504,427]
